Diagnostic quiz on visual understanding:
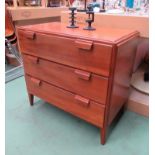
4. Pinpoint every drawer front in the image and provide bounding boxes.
[25,75,105,127]
[18,30,113,77]
[23,54,108,104]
